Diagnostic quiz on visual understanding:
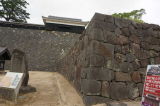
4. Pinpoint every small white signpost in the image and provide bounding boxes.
[0,72,24,101]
